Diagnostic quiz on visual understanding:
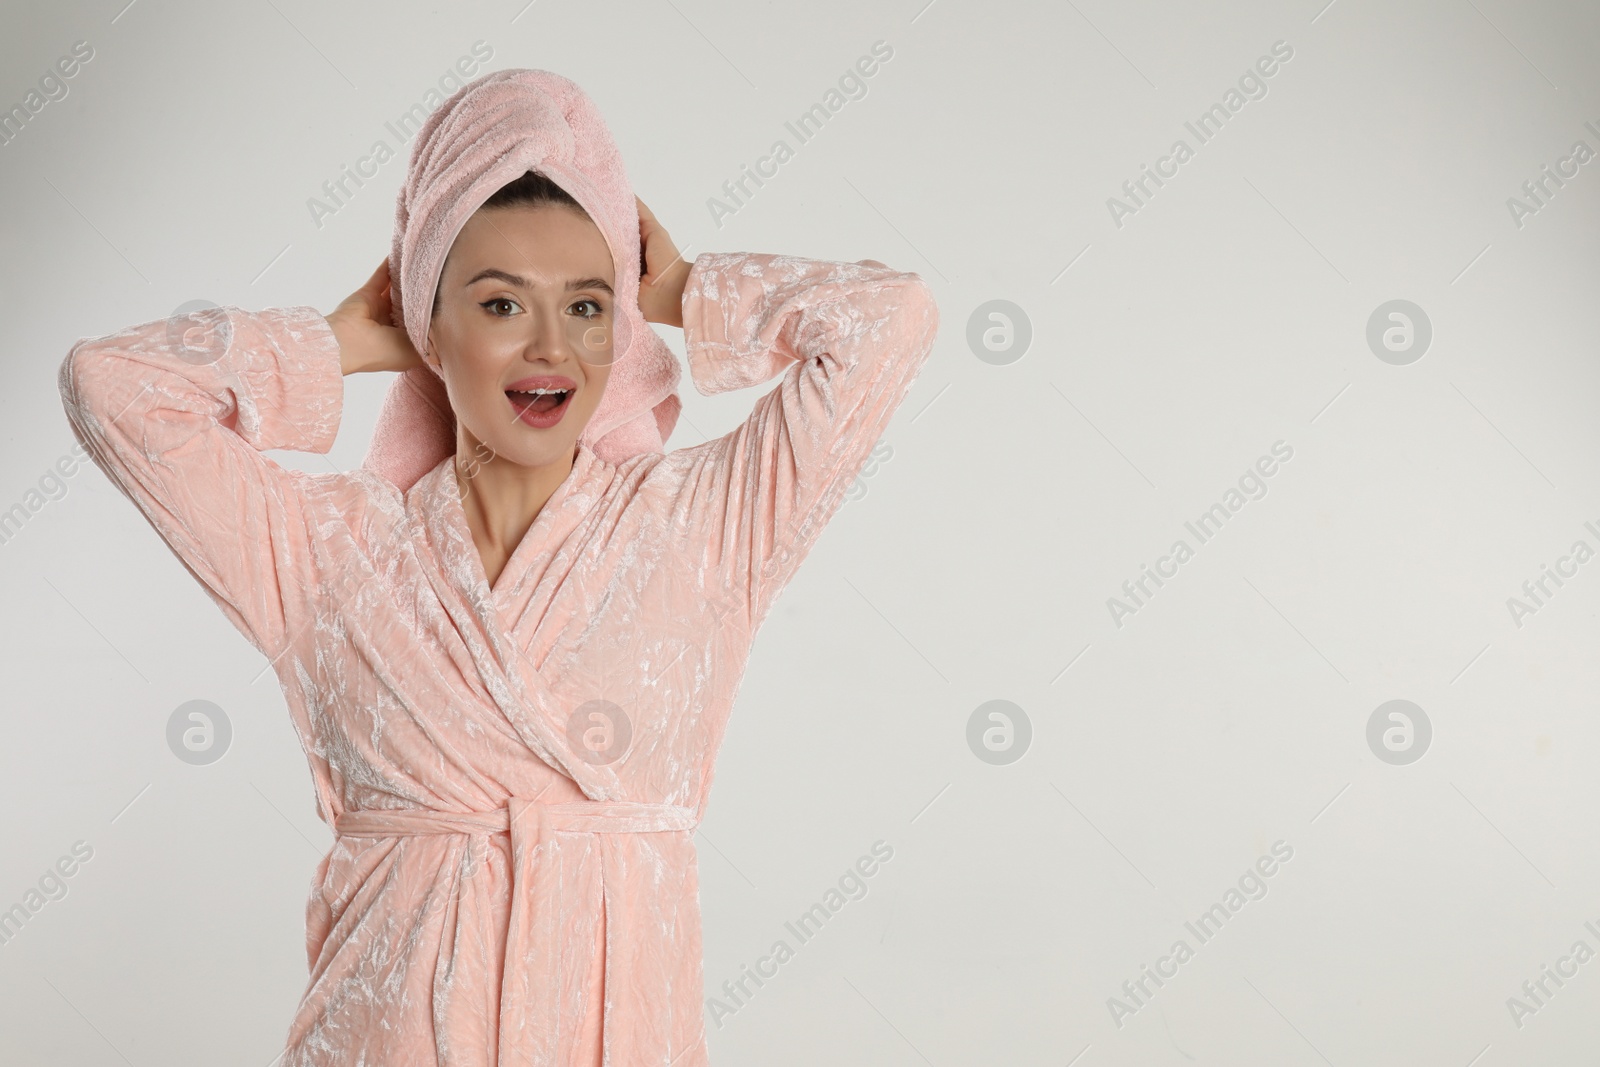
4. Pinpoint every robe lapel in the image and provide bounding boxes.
[407,447,624,798]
